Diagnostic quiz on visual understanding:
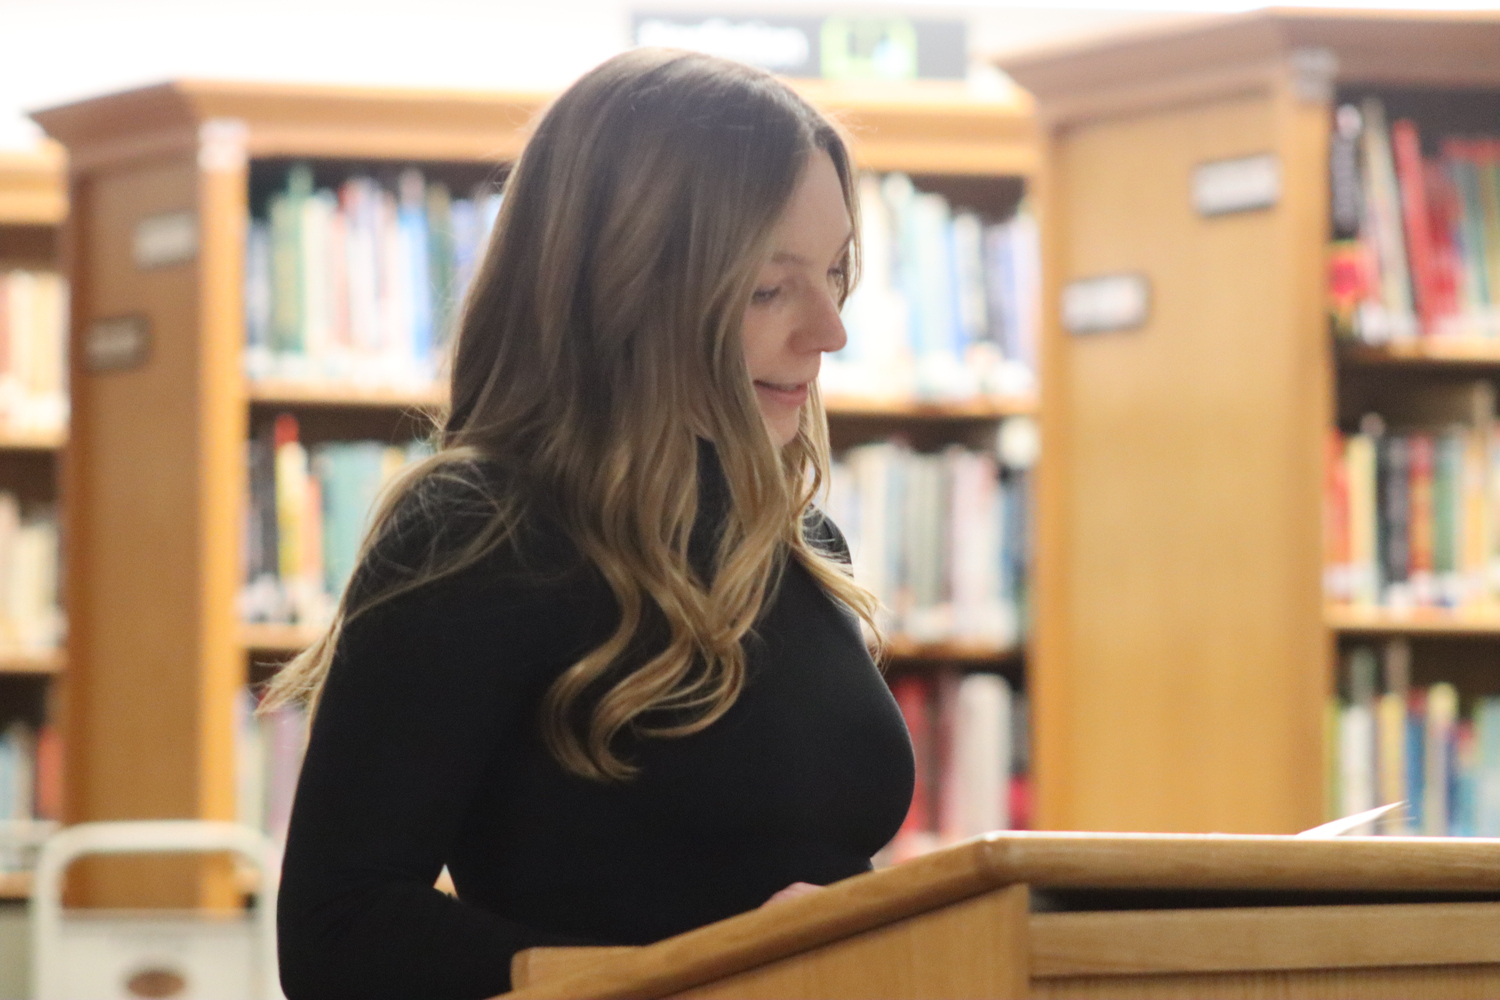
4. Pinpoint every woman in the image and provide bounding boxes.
[268,47,915,1000]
